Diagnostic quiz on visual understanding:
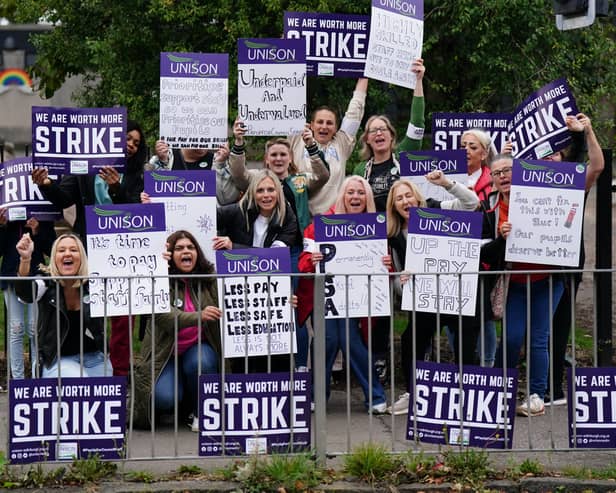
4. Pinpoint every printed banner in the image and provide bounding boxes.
[431,112,511,155]
[237,38,306,136]
[9,377,126,463]
[408,362,517,449]
[1,157,61,221]
[144,170,217,261]
[402,208,482,316]
[198,372,310,456]
[567,367,616,448]
[32,106,126,174]
[85,203,170,317]
[159,52,229,149]
[314,212,390,318]
[399,150,468,202]
[364,0,423,88]
[216,248,295,358]
[284,11,370,77]
[508,79,578,160]
[506,159,586,267]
